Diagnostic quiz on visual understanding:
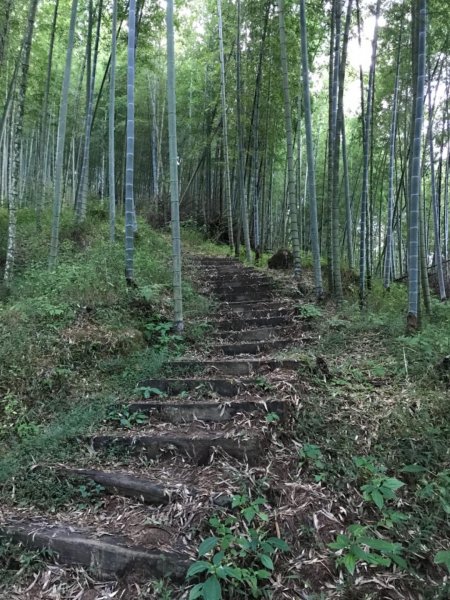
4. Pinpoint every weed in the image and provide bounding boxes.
[298,443,327,482]
[434,550,450,573]
[144,318,184,350]
[328,523,406,575]
[0,538,56,581]
[186,494,289,599]
[298,303,323,319]
[254,376,274,392]
[106,407,149,429]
